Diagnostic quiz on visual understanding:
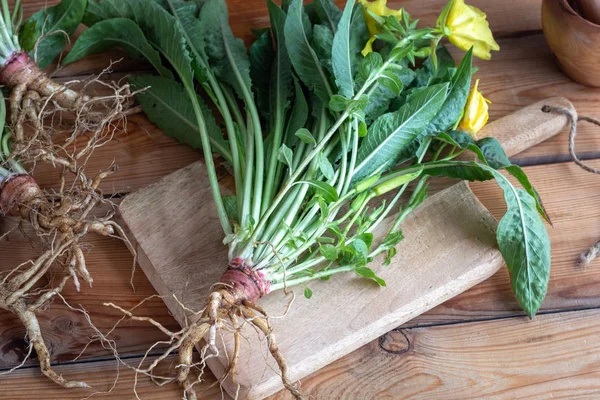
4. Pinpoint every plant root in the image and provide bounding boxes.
[105,270,303,400]
[1,53,143,167]
[0,165,133,389]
